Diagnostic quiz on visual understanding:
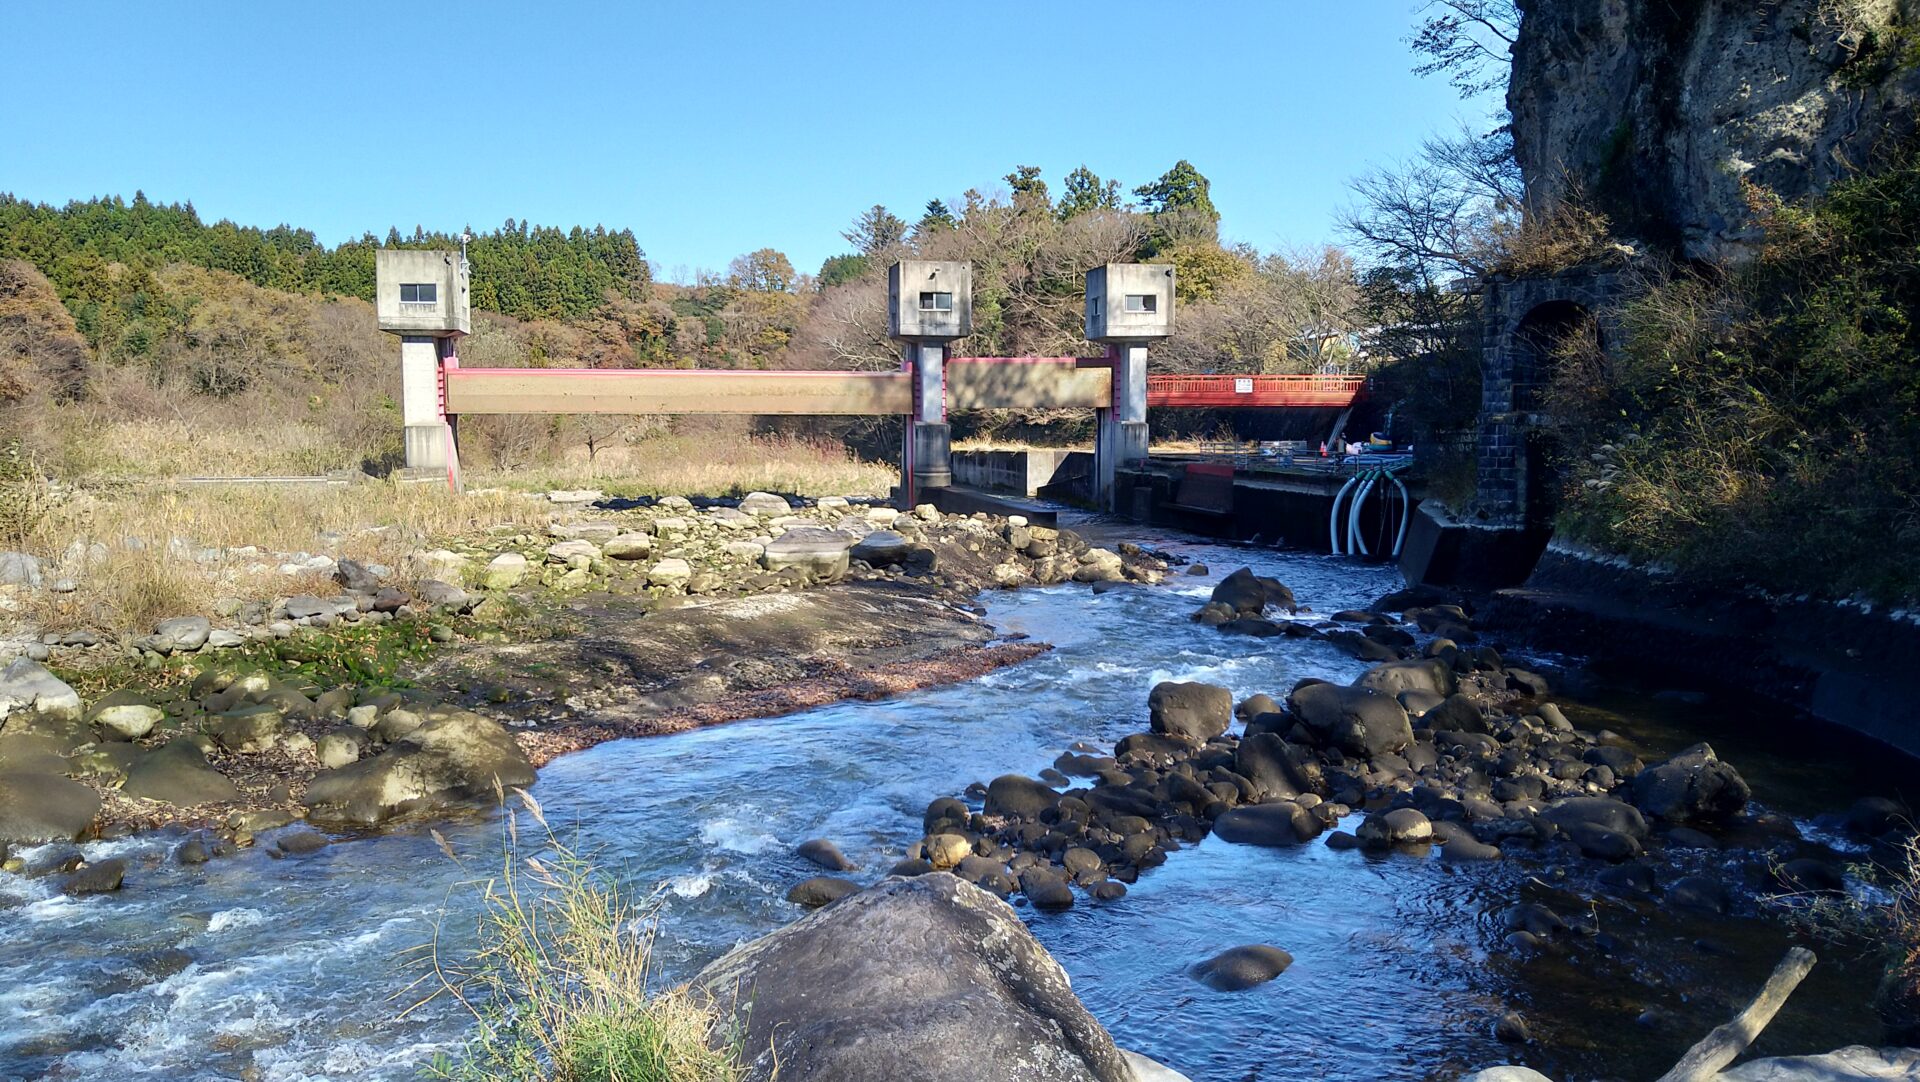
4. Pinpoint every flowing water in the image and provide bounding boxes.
[0,533,1903,1082]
